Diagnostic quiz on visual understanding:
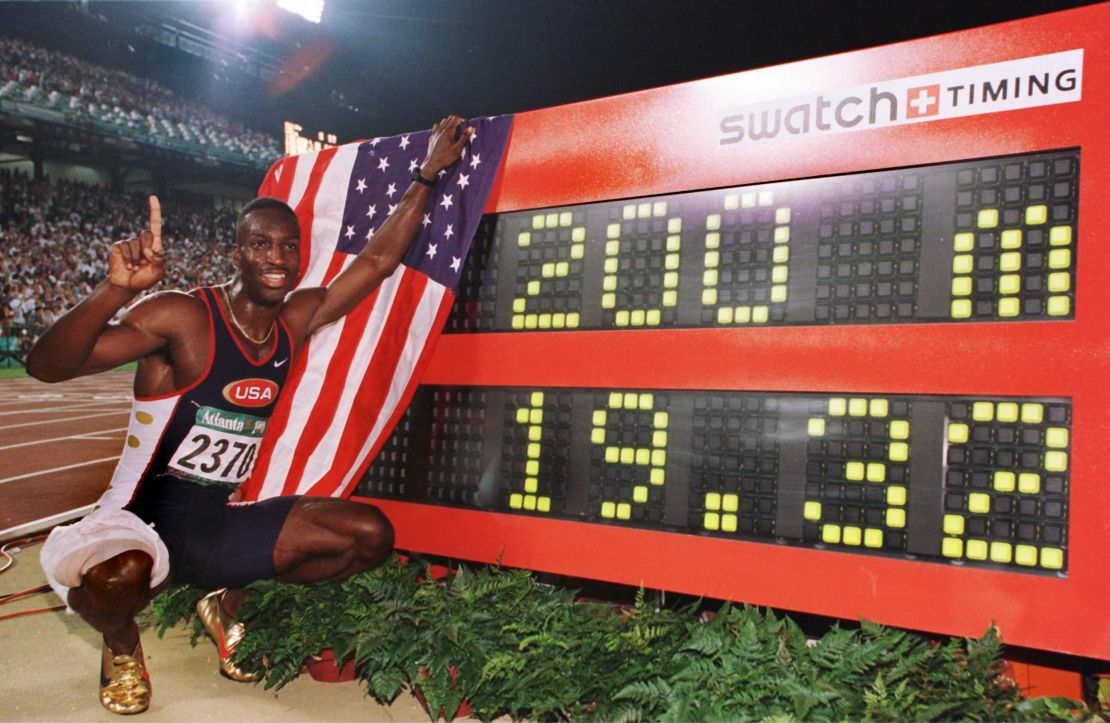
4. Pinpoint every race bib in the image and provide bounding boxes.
[167,406,268,486]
